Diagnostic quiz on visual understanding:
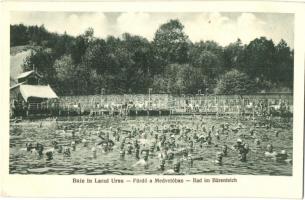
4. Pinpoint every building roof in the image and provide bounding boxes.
[10,77,18,87]
[16,70,42,80]
[10,82,25,90]
[19,84,58,102]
